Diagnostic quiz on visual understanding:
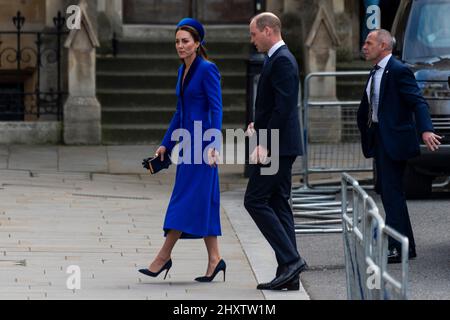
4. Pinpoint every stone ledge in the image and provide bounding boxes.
[0,122,61,144]
[122,25,250,42]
